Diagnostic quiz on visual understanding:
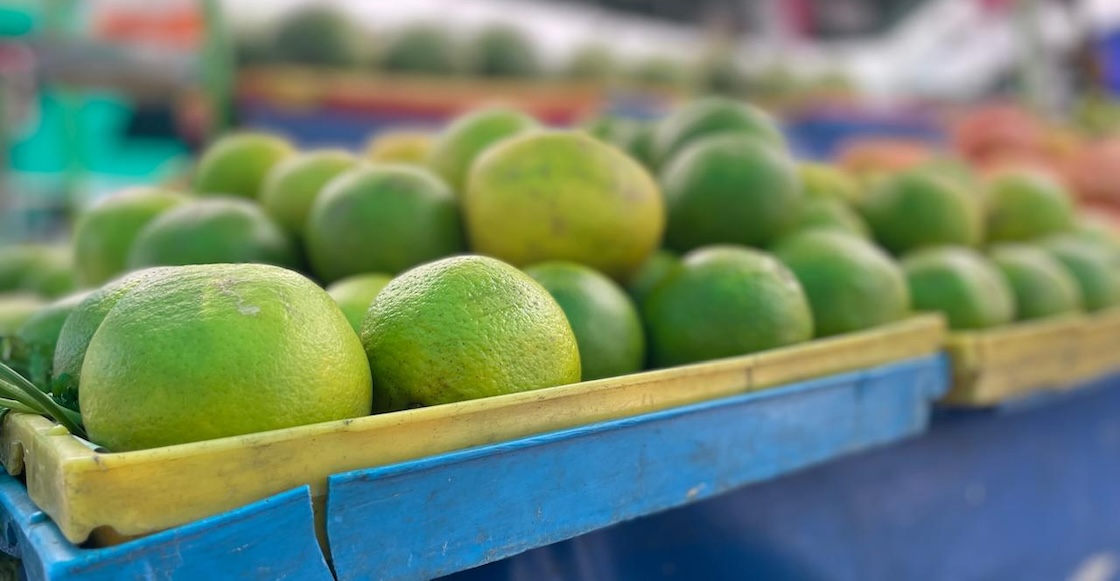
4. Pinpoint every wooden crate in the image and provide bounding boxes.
[1069,306,1120,384]
[0,316,944,544]
[941,315,1084,406]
